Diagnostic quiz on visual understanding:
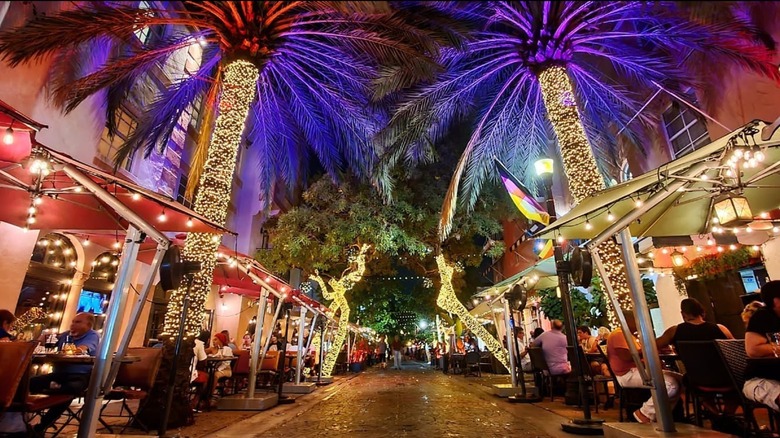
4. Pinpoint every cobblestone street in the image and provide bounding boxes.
[211,362,566,438]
